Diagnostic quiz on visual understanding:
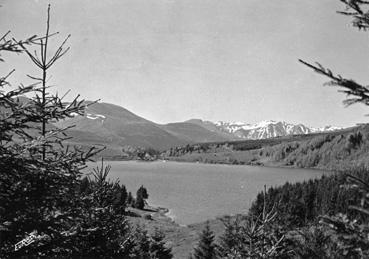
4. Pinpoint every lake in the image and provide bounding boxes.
[88,161,331,225]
